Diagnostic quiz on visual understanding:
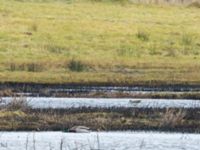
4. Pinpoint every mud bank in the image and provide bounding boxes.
[1,82,200,98]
